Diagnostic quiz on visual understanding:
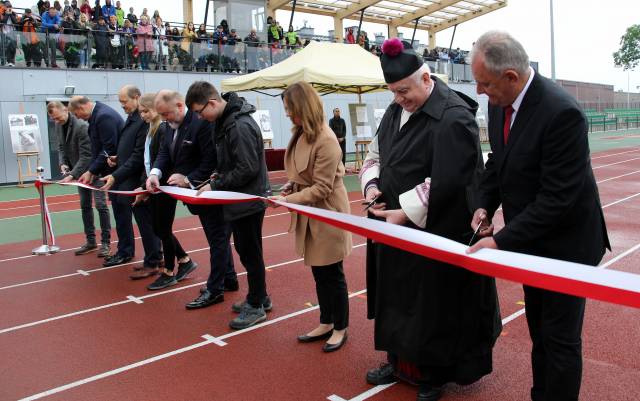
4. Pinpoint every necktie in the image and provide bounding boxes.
[170,128,178,159]
[503,105,514,144]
